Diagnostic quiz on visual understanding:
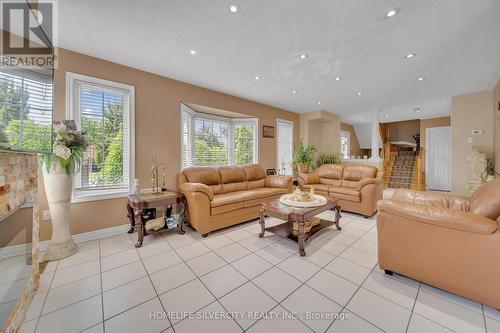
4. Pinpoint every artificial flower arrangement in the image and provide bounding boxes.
[40,120,88,175]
